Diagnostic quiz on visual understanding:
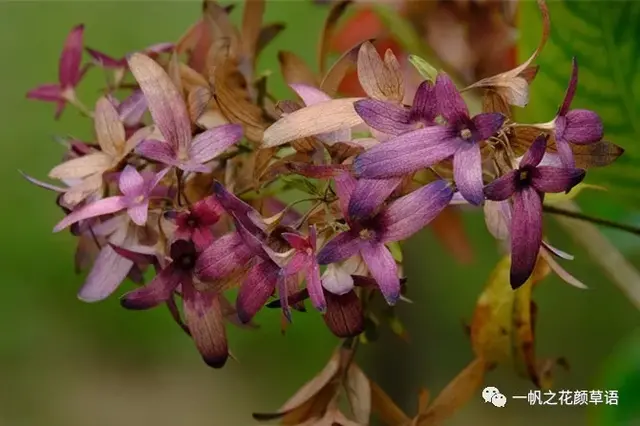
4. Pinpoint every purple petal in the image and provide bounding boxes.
[334,171,358,219]
[53,196,127,232]
[348,177,402,220]
[118,90,148,127]
[146,167,171,195]
[277,273,292,322]
[284,252,310,275]
[127,53,192,151]
[510,187,543,289]
[360,242,400,305]
[120,265,183,309]
[453,142,484,205]
[127,202,149,226]
[86,48,125,68]
[322,264,354,295]
[212,181,263,233]
[236,260,279,323]
[281,233,308,251]
[520,134,548,168]
[306,261,325,312]
[119,165,145,197]
[136,139,178,166]
[353,126,459,179]
[182,284,229,368]
[289,83,331,106]
[531,166,585,193]
[317,231,362,265]
[563,110,603,144]
[78,244,133,302]
[553,133,575,168]
[472,113,505,141]
[59,24,84,88]
[378,179,454,243]
[483,170,518,201]
[435,73,468,123]
[188,124,243,164]
[558,57,578,117]
[323,290,364,338]
[26,84,63,102]
[354,99,414,136]
[410,80,437,123]
[195,232,255,280]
